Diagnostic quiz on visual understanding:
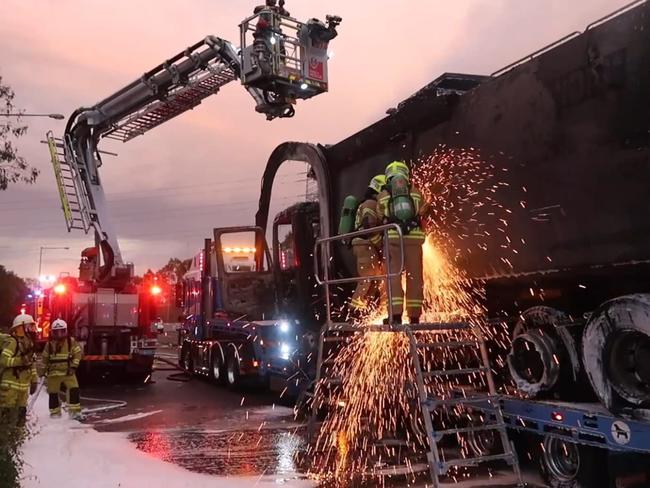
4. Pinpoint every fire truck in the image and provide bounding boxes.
[36,273,159,380]
[44,4,341,380]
